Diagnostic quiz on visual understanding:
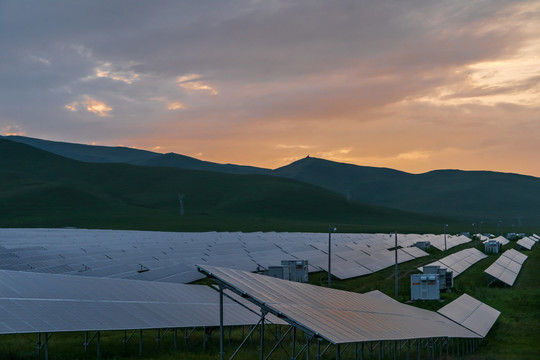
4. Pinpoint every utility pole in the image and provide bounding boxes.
[393,231,398,299]
[444,224,448,251]
[328,226,336,287]
[178,194,185,217]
